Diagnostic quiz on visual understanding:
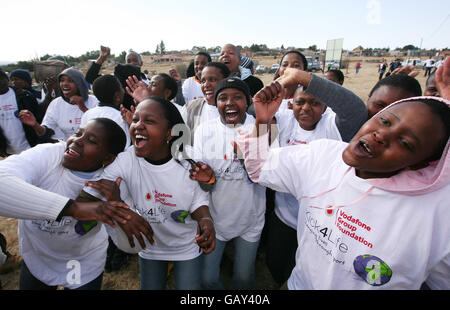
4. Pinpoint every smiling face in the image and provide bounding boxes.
[343,102,446,179]
[219,45,240,73]
[130,99,171,161]
[367,85,414,119]
[278,53,305,78]
[292,90,326,131]
[62,121,114,172]
[59,75,79,99]
[147,75,170,99]
[216,88,247,125]
[201,66,224,105]
[194,54,209,79]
